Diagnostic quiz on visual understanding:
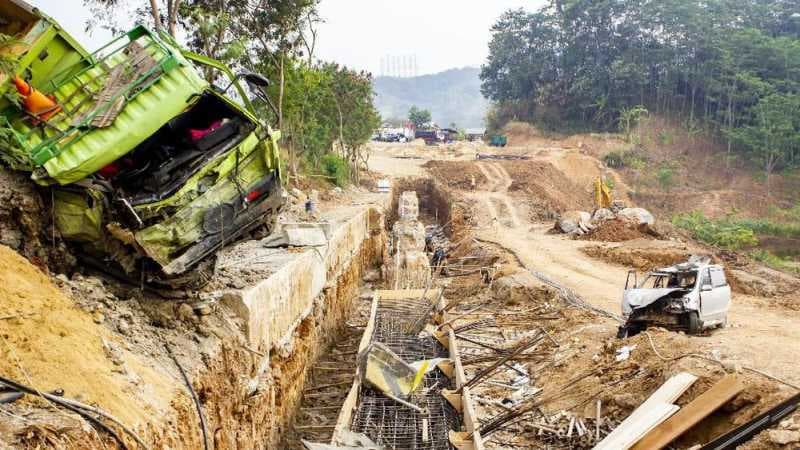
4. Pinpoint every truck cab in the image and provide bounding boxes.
[618,256,731,337]
[1,22,284,288]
